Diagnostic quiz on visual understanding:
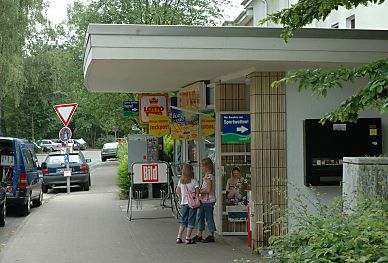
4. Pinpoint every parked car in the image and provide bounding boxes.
[0,137,43,216]
[0,182,6,227]
[73,138,87,150]
[37,139,62,152]
[101,142,118,162]
[41,151,91,192]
